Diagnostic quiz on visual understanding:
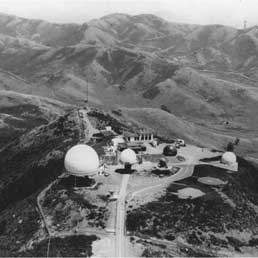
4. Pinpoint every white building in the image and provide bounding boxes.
[123,129,154,143]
